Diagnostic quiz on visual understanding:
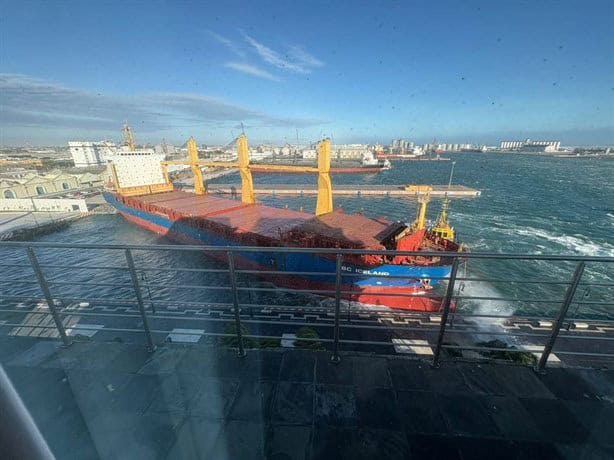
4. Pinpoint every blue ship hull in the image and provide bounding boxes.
[104,192,453,311]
